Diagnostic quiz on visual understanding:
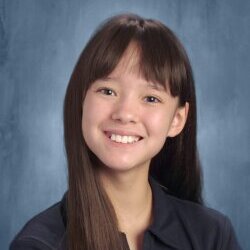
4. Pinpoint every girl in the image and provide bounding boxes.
[10,13,241,250]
